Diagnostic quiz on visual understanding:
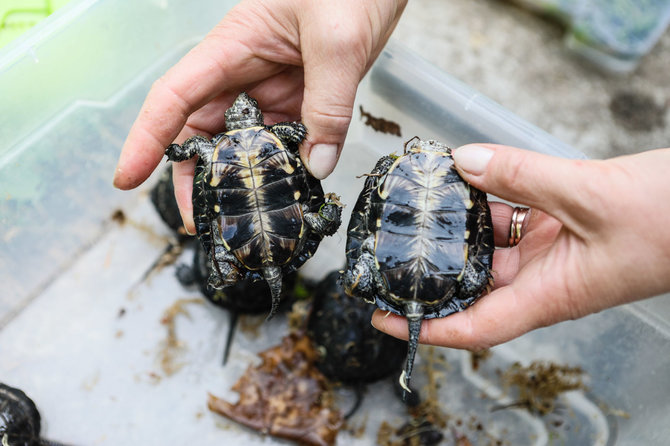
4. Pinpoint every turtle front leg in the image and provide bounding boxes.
[342,235,387,303]
[304,193,343,237]
[342,154,397,299]
[165,135,216,164]
[270,122,307,151]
